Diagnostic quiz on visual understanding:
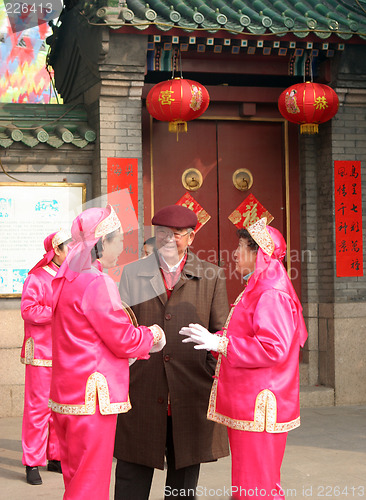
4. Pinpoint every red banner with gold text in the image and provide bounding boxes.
[107,158,139,283]
[334,161,363,277]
